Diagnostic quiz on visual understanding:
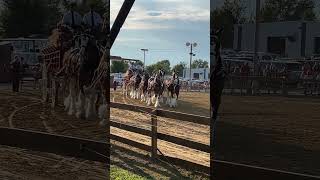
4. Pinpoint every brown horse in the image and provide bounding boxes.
[61,33,101,120]
[146,70,165,107]
[138,71,150,102]
[165,71,180,107]
[122,68,134,97]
